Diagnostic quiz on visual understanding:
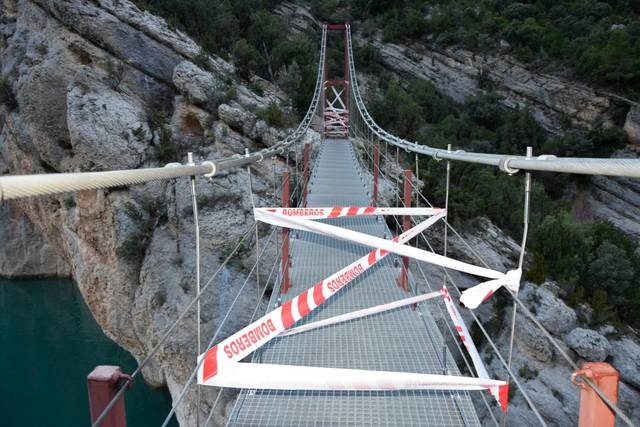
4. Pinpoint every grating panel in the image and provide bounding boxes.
[227,139,481,426]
